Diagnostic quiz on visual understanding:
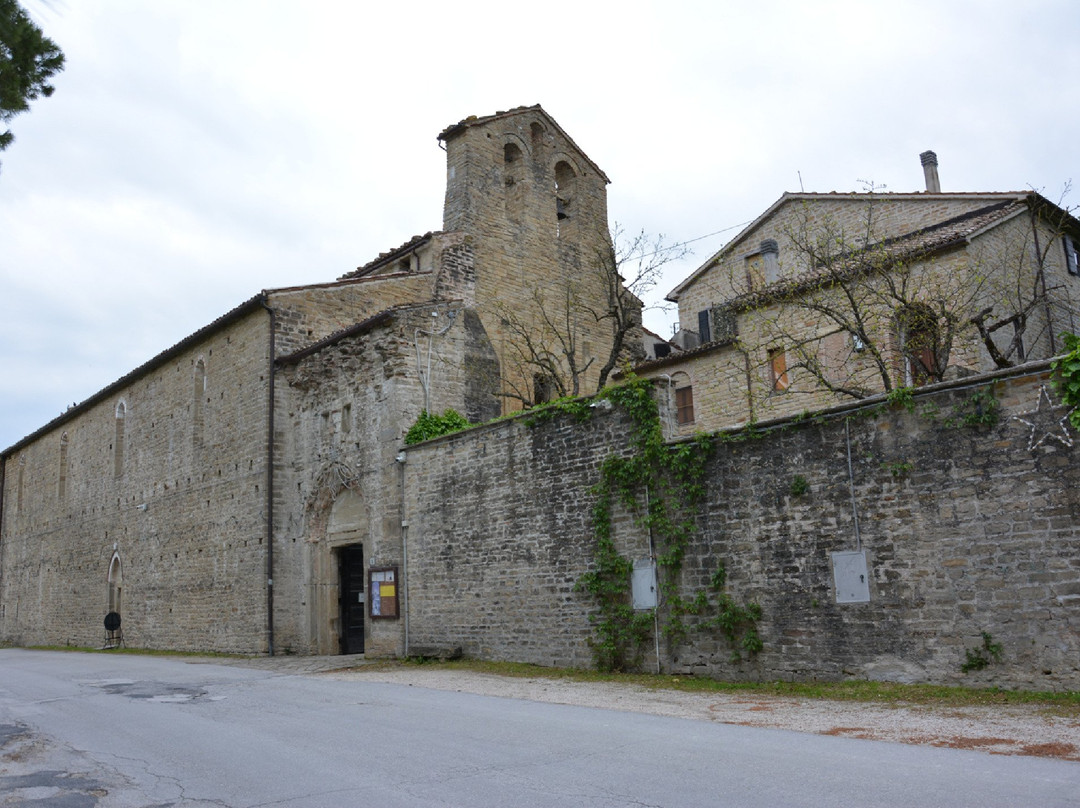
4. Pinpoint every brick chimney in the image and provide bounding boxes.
[920,150,941,193]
